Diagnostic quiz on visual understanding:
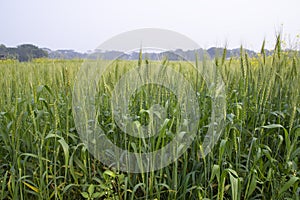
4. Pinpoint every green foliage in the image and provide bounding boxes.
[0,44,48,62]
[0,37,299,200]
